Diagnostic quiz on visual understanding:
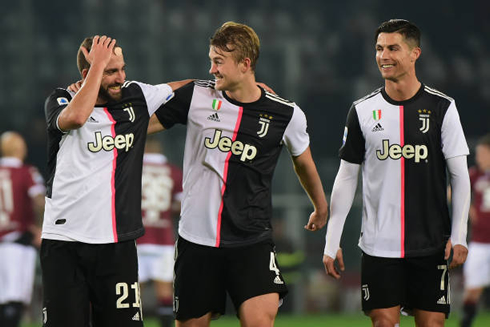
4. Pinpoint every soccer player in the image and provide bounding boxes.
[41,35,189,327]
[137,136,182,327]
[148,22,329,326]
[460,134,490,327]
[0,131,45,327]
[323,19,471,326]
